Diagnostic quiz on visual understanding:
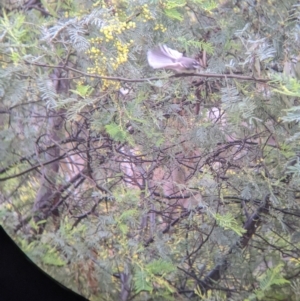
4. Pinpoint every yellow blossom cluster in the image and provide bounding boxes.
[85,19,136,90]
[86,39,132,71]
[89,37,103,44]
[141,4,154,22]
[86,45,101,59]
[103,79,121,90]
[84,6,140,90]
[113,40,134,68]
[87,58,120,90]
[92,1,101,7]
[100,21,136,42]
[154,23,167,32]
